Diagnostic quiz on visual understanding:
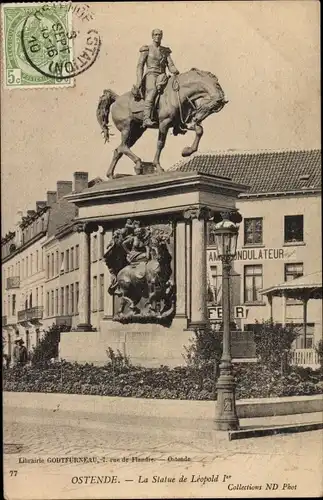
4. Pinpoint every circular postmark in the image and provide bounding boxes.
[20,3,101,81]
